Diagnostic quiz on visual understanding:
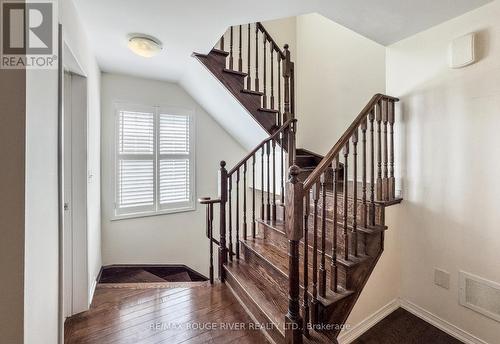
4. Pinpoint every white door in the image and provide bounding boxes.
[62,71,88,318]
